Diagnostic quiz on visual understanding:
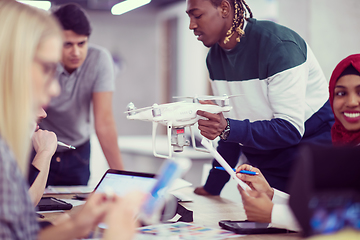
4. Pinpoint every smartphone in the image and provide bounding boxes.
[219,220,295,234]
[139,157,191,225]
[36,197,73,211]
